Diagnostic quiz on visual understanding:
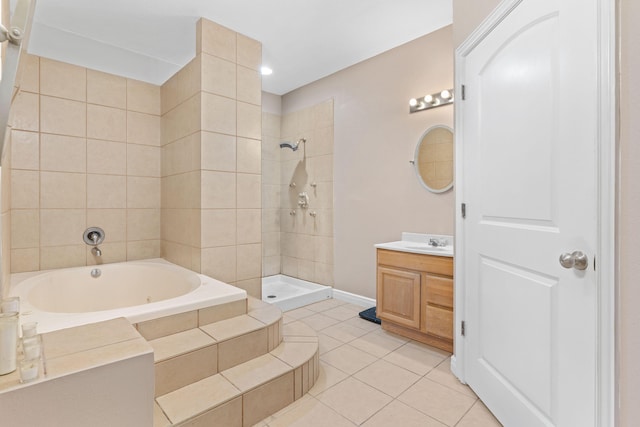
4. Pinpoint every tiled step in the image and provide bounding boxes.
[148,298,283,397]
[153,312,320,427]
